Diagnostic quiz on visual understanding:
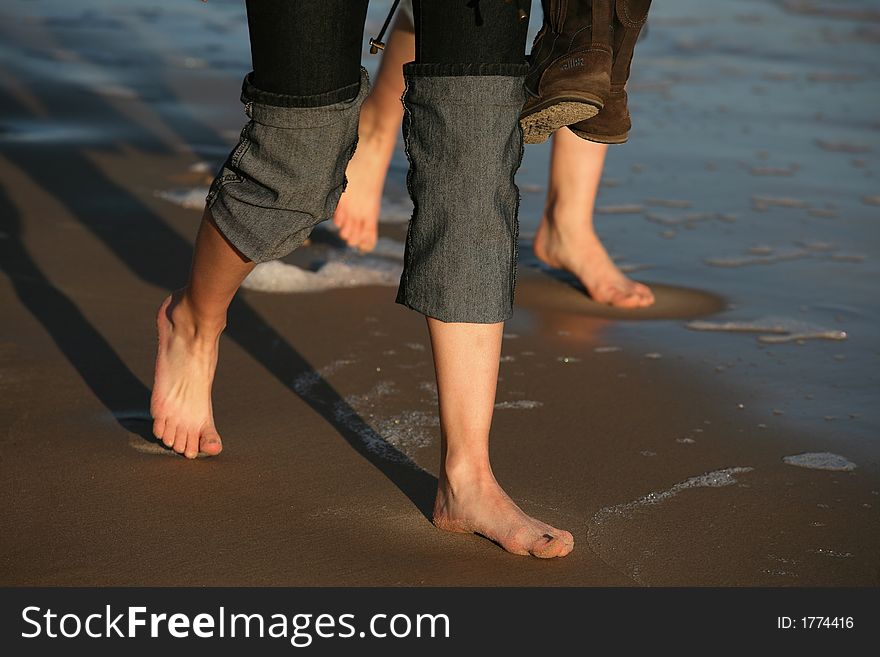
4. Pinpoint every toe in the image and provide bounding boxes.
[361,226,378,253]
[531,530,574,559]
[200,427,223,456]
[152,417,166,441]
[606,286,641,309]
[172,427,188,454]
[161,421,178,448]
[184,431,200,460]
[351,217,364,247]
[528,534,558,559]
[620,287,652,309]
[338,220,351,243]
[593,283,637,308]
[555,530,575,557]
[633,282,655,306]
[333,205,349,230]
